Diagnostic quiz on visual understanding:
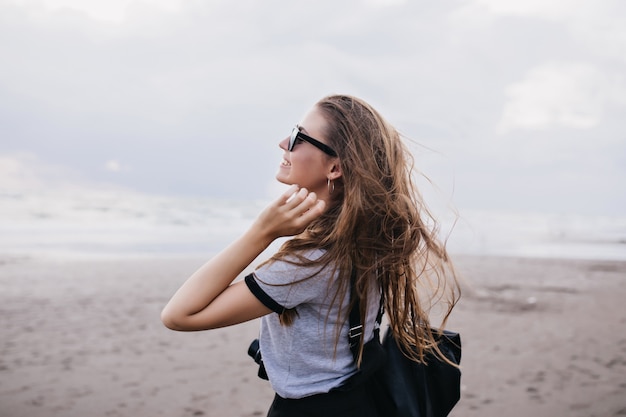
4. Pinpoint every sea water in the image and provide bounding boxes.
[1,188,625,261]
